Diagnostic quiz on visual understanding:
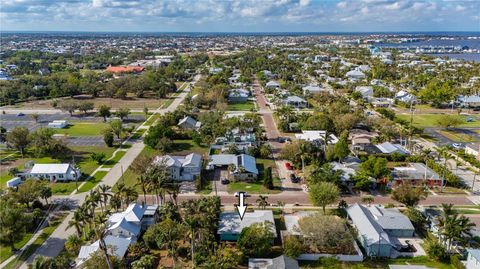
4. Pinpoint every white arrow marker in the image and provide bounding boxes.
[236,192,247,220]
